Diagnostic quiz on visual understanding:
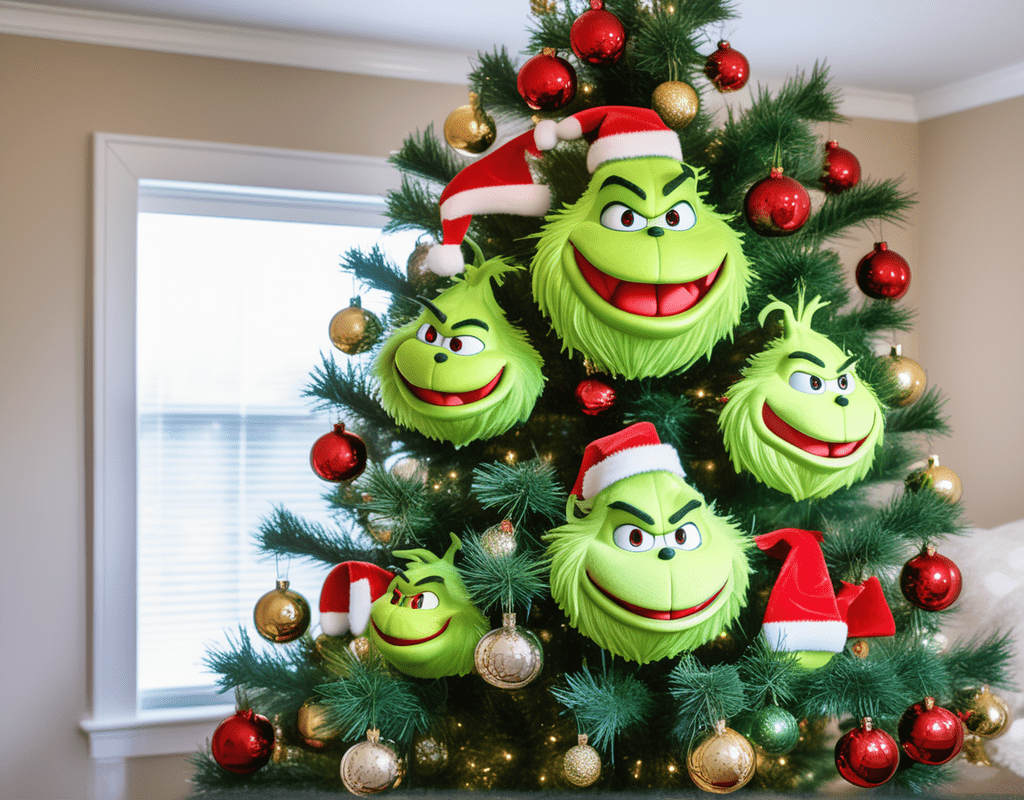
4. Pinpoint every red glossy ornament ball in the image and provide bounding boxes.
[575,377,616,415]
[744,167,811,236]
[212,709,275,774]
[820,140,861,193]
[310,423,367,482]
[898,697,964,765]
[834,717,899,788]
[900,545,962,611]
[704,40,750,92]
[517,48,577,111]
[570,1,626,65]
[856,242,911,300]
